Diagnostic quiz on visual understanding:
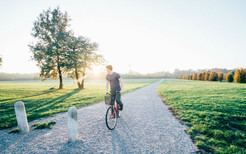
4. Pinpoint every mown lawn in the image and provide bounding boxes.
[158,79,246,153]
[0,79,158,129]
